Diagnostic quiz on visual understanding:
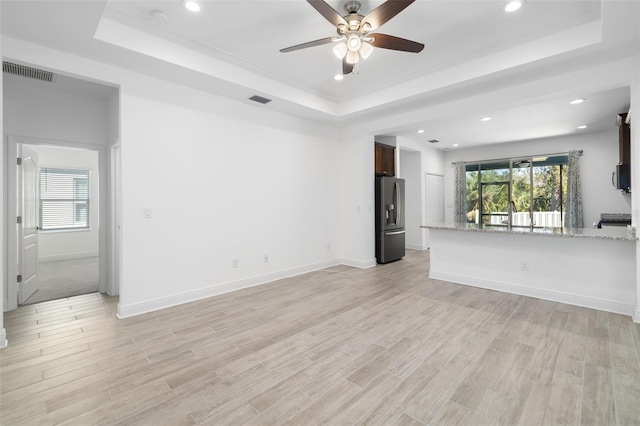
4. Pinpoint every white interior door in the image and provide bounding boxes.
[425,173,444,248]
[18,145,40,304]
